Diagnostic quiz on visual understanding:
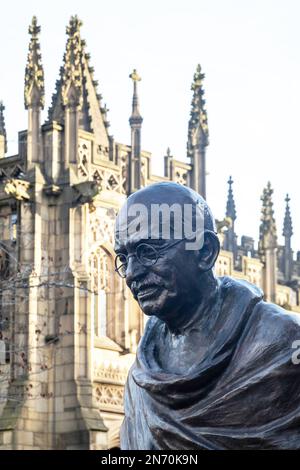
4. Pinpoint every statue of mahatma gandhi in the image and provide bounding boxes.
[114,182,300,450]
